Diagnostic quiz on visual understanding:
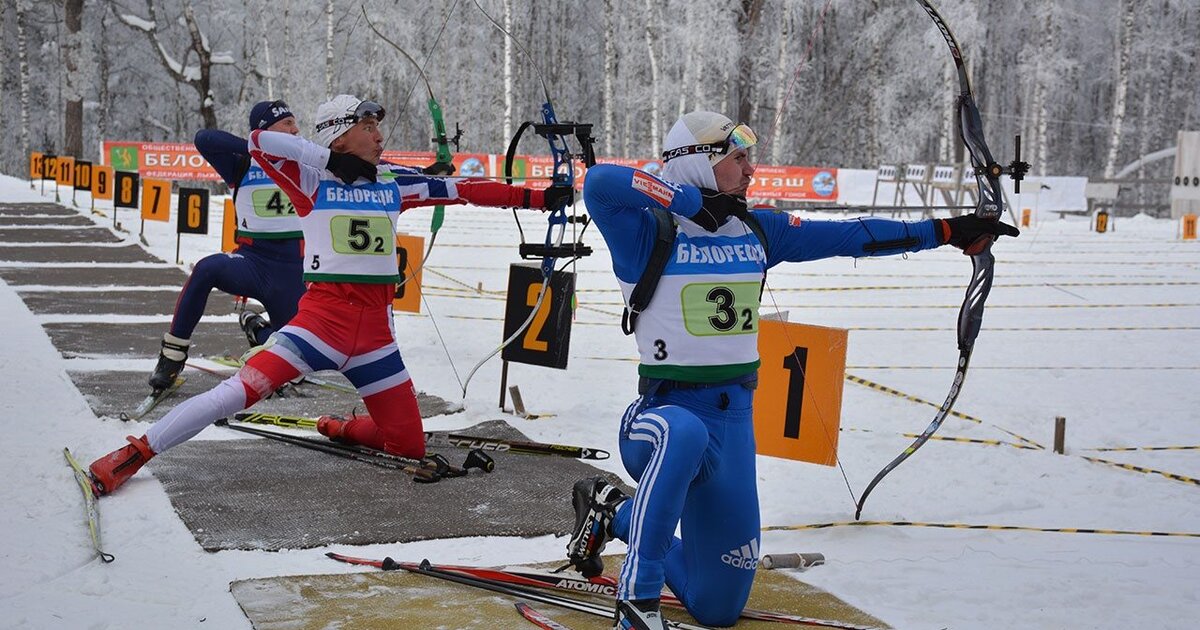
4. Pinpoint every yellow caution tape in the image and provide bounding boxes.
[762,520,1200,538]
[1080,456,1200,486]
[844,374,1043,449]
